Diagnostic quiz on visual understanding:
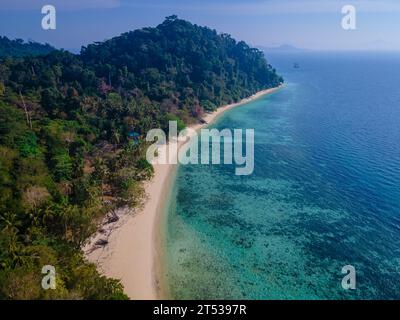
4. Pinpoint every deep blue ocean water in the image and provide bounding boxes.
[164,52,400,299]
